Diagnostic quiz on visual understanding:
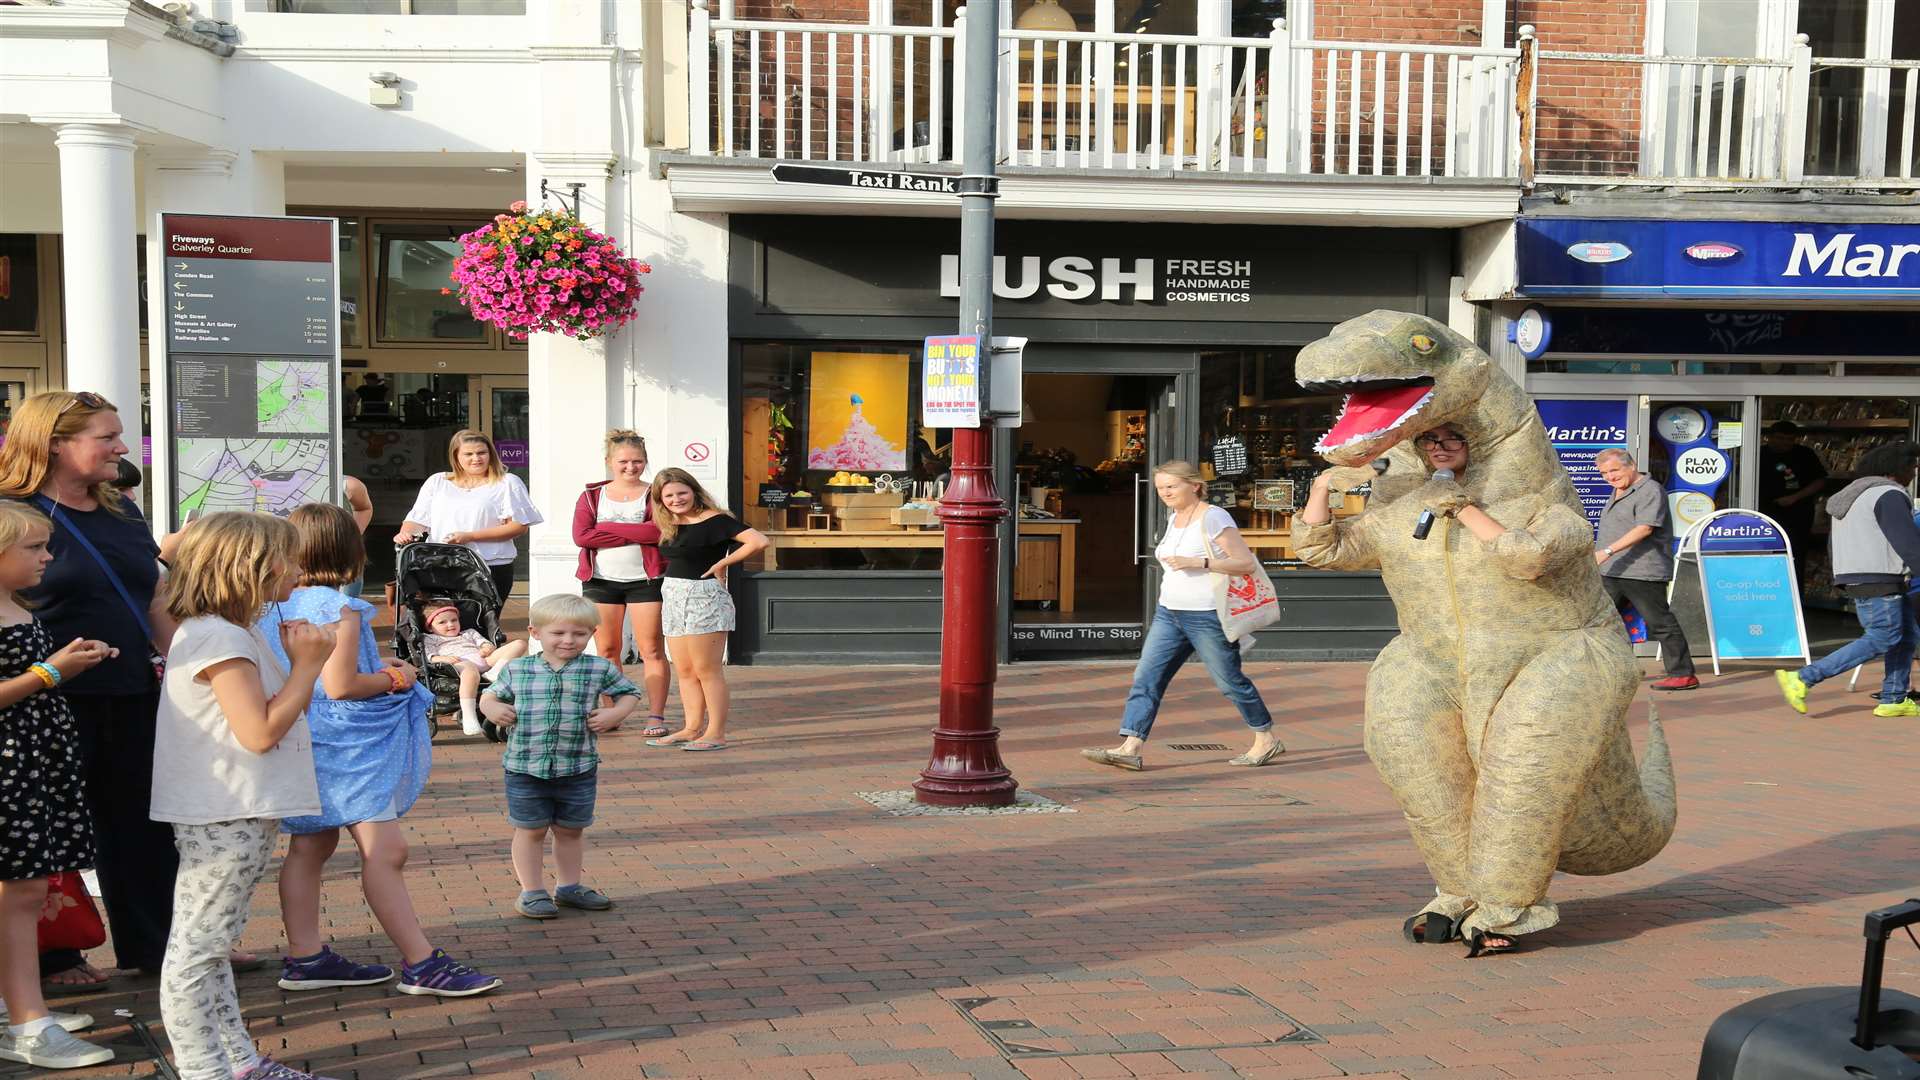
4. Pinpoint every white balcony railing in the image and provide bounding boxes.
[687,1,1523,180]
